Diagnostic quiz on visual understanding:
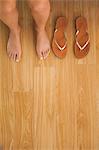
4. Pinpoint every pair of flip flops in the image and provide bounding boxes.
[52,16,90,59]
